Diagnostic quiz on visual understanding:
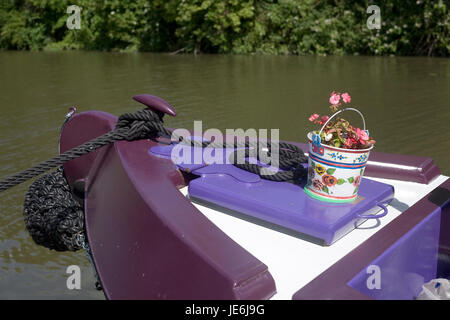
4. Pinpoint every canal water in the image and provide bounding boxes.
[0,51,449,298]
